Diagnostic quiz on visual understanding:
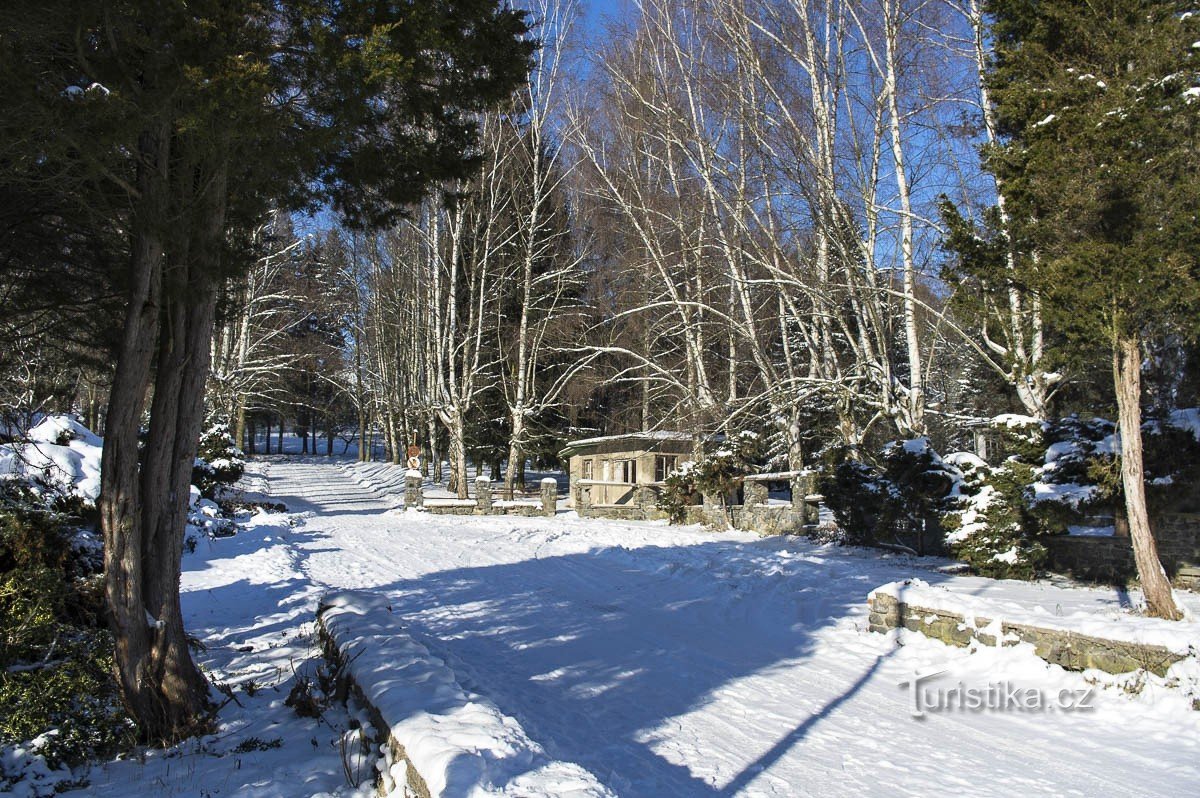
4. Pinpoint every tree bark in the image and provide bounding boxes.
[100,125,171,740]
[1114,331,1182,619]
[101,130,222,742]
